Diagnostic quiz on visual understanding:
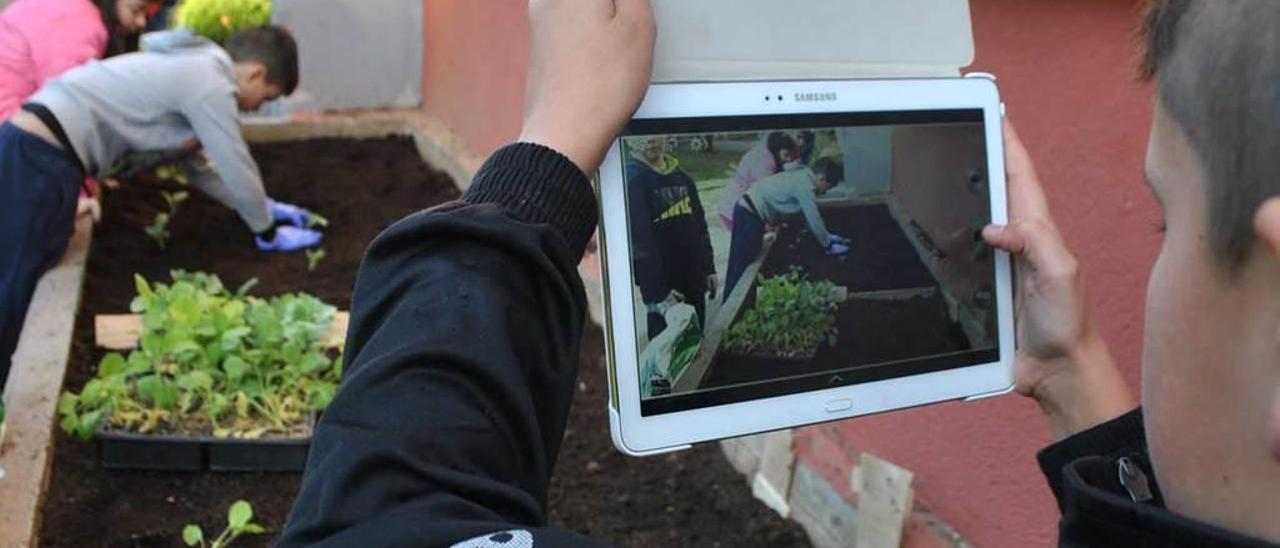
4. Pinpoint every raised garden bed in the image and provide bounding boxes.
[702,203,974,389]
[37,137,810,547]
